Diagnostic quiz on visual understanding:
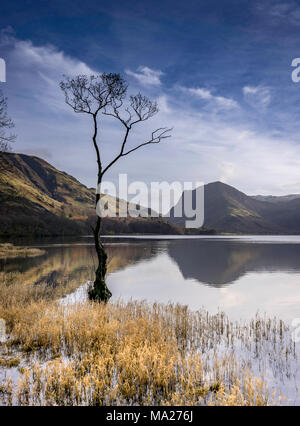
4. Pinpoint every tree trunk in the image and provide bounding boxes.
[88,170,112,301]
[88,214,112,302]
[88,113,112,302]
